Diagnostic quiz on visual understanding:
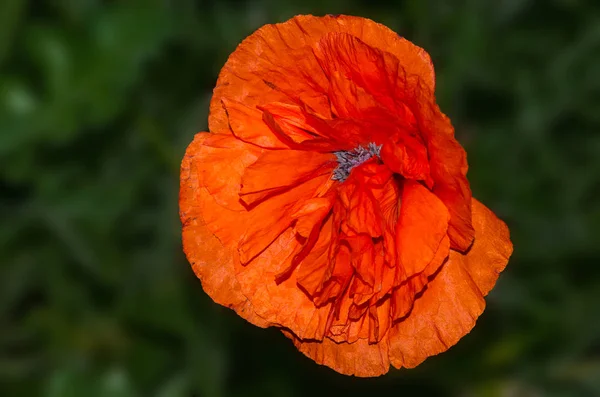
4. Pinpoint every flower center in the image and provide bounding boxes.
[332,143,382,182]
